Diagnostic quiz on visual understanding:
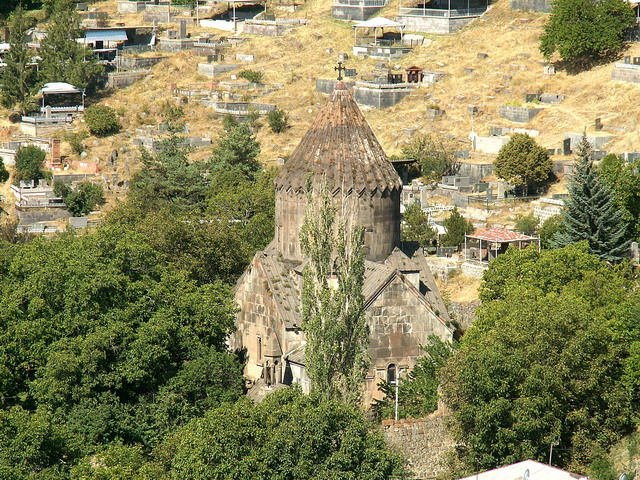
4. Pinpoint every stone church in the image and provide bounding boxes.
[232,83,454,404]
